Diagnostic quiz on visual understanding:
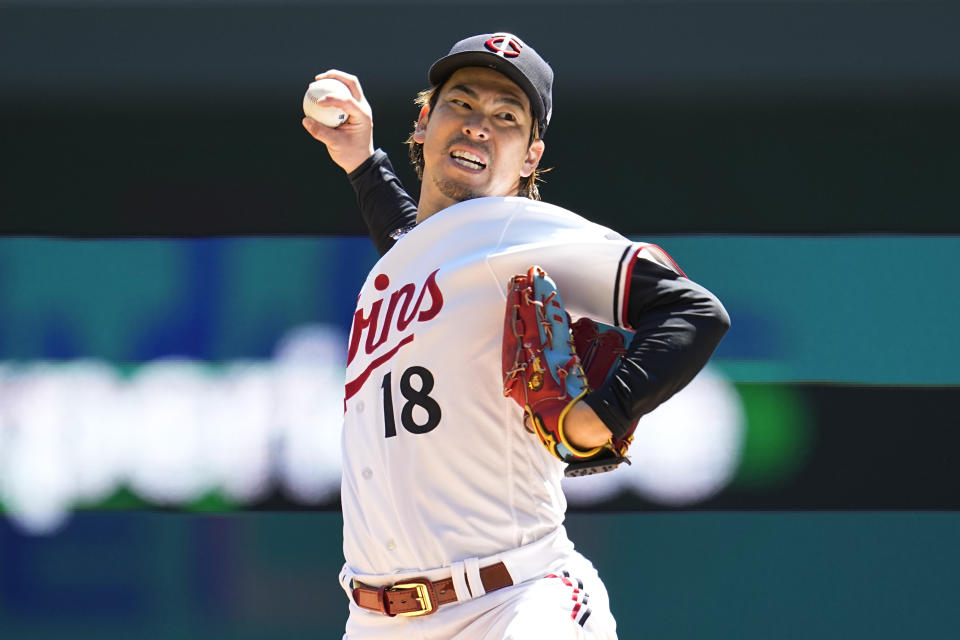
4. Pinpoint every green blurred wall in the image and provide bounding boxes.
[2,512,957,639]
